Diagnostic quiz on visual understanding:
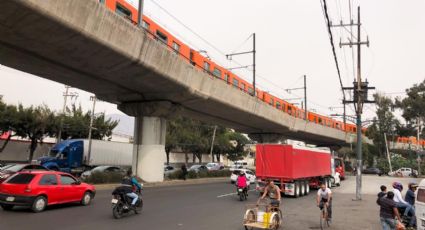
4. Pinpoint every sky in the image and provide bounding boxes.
[0,0,424,125]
